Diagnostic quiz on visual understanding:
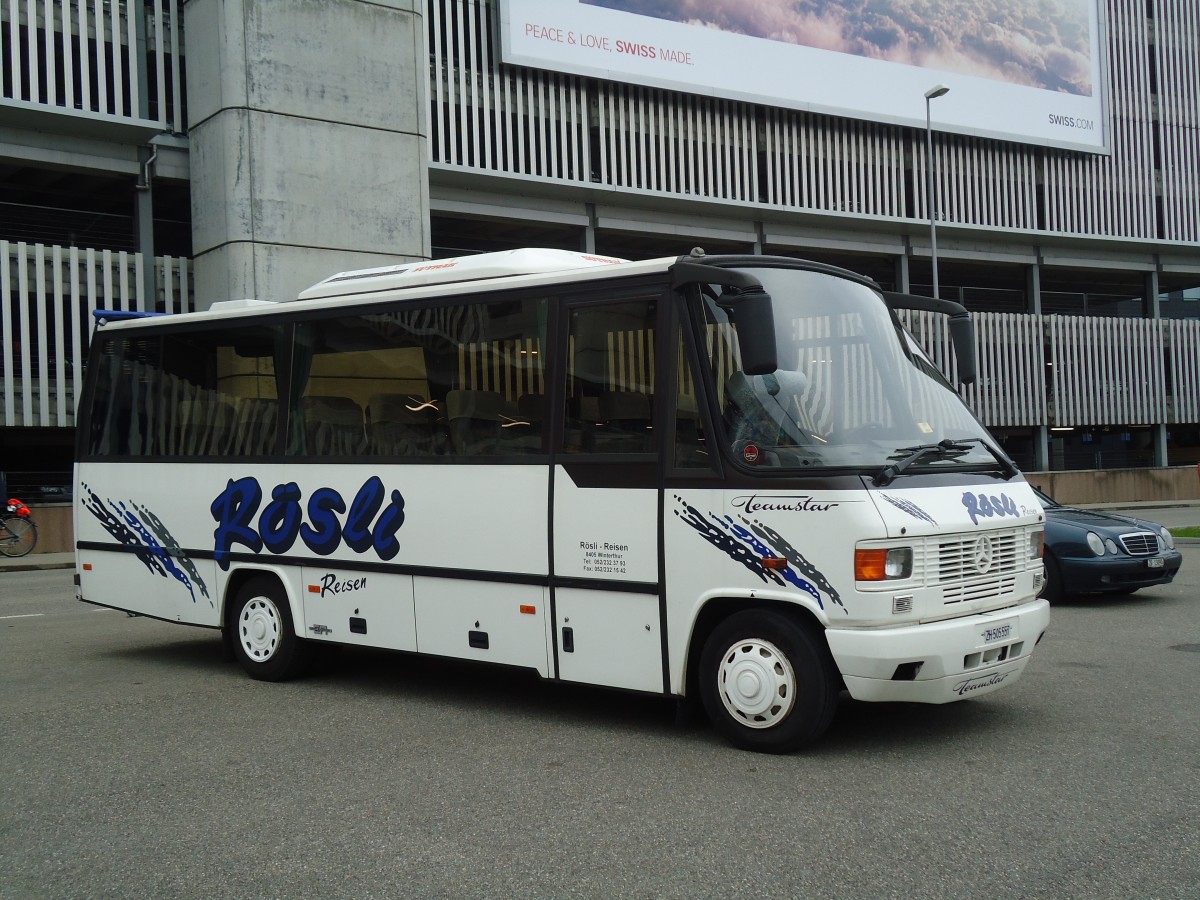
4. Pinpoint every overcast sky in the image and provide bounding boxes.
[585,0,1094,95]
